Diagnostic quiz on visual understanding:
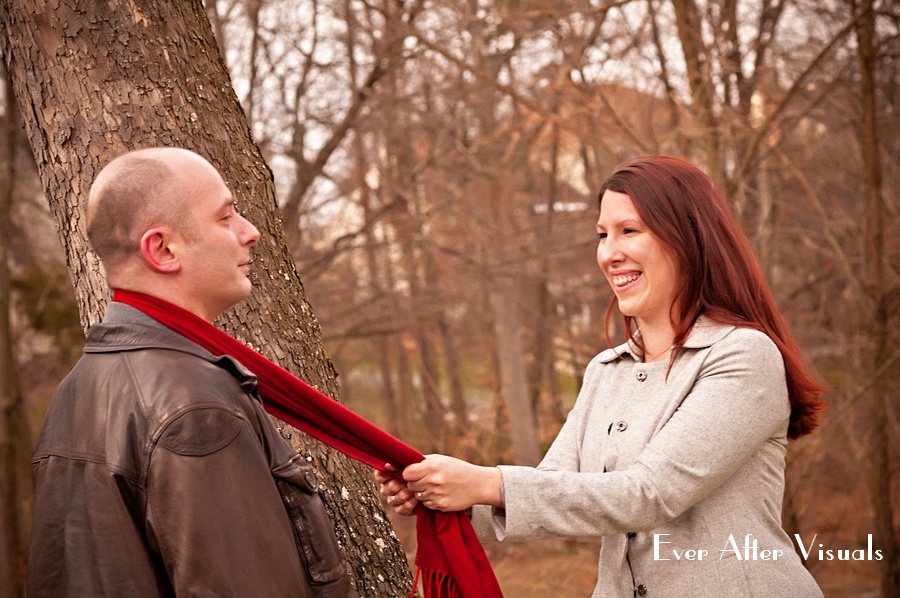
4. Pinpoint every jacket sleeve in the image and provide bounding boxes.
[144,403,315,597]
[489,328,791,541]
